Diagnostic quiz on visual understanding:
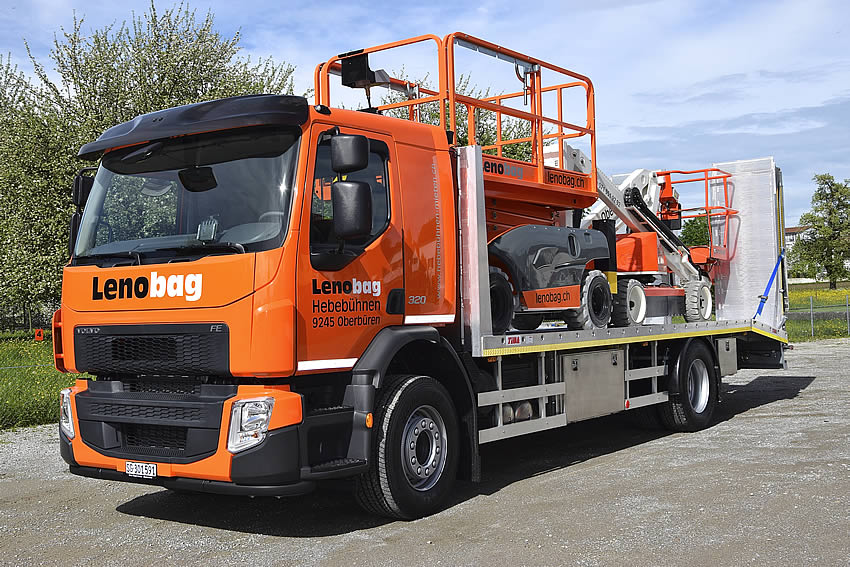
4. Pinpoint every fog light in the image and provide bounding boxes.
[59,389,75,439]
[227,397,274,453]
